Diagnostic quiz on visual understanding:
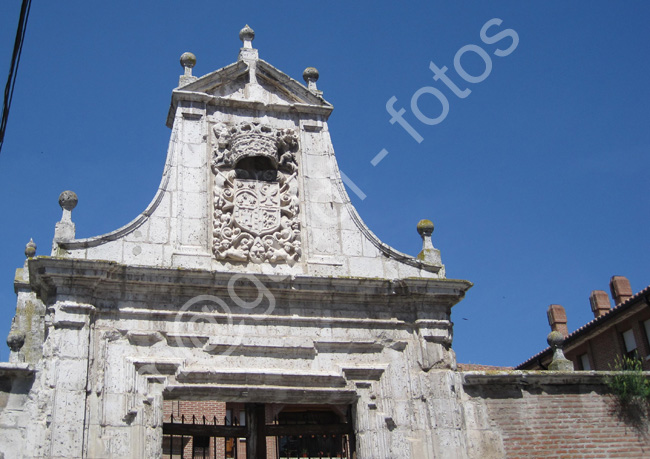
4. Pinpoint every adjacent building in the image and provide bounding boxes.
[517,276,650,371]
